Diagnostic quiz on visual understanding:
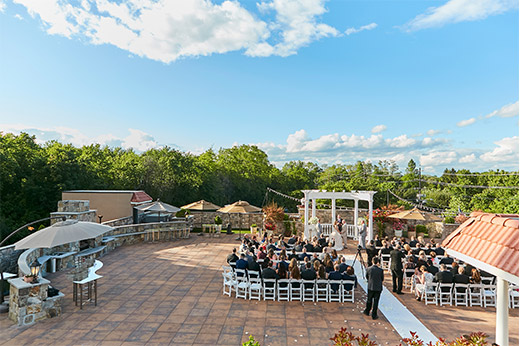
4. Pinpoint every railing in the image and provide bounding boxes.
[322,224,334,235]
[321,224,358,240]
